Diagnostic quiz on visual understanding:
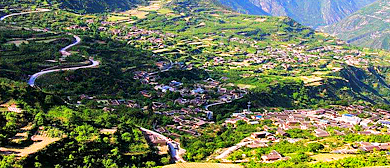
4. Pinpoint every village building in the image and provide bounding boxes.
[338,114,362,125]
[8,104,22,113]
[261,150,282,162]
[251,131,272,139]
[314,129,330,138]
